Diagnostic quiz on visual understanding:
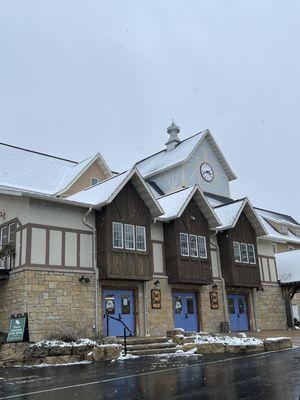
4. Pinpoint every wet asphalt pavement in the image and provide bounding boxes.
[0,347,300,400]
